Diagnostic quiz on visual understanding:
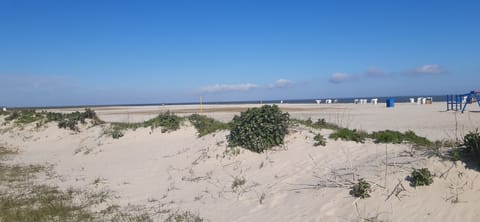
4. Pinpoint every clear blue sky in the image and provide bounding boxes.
[1,0,479,107]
